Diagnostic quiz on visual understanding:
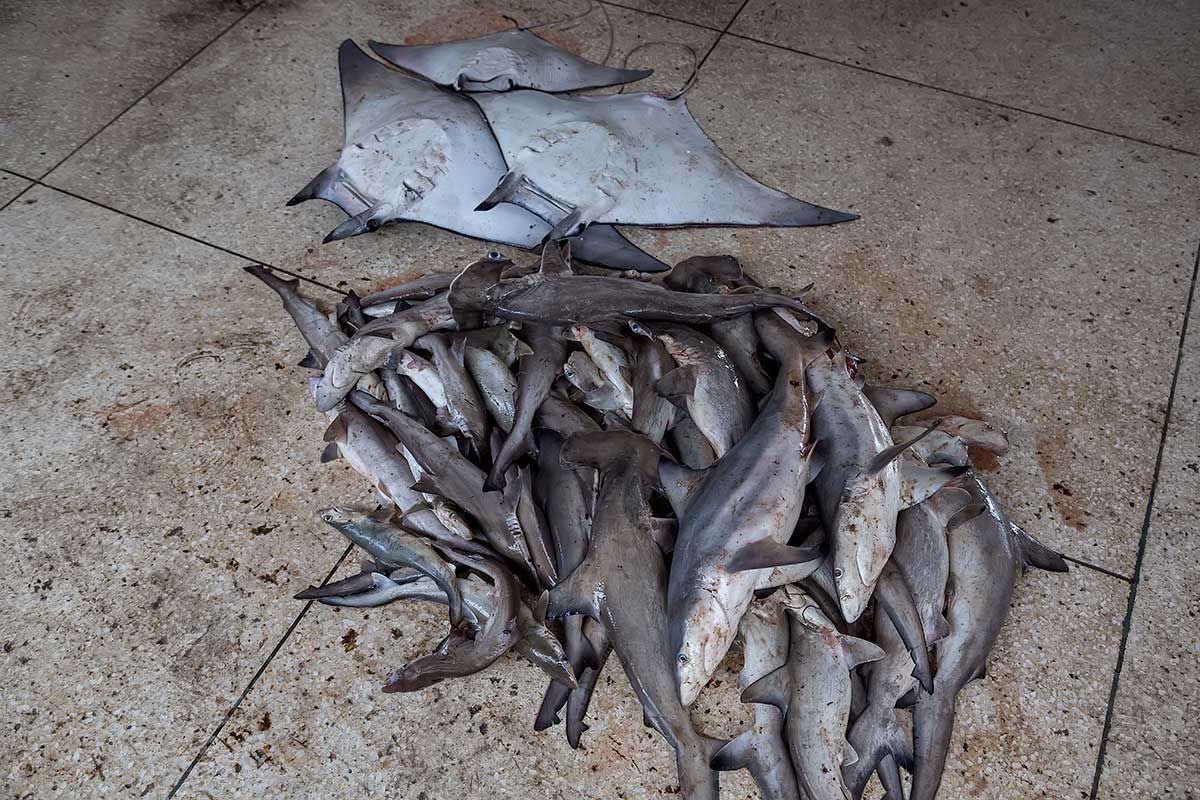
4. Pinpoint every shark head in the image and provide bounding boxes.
[674,589,736,706]
[448,253,510,312]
